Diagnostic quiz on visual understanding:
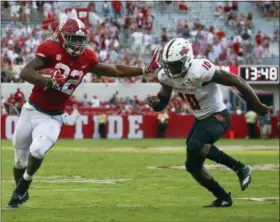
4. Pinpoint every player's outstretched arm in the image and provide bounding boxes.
[89,48,160,77]
[148,84,173,111]
[211,69,272,115]
[20,56,49,88]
